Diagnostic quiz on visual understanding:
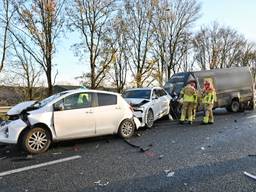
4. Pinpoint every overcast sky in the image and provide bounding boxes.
[54,0,256,85]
